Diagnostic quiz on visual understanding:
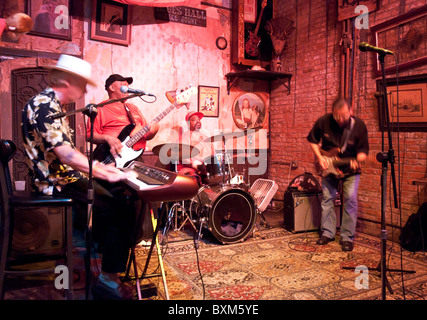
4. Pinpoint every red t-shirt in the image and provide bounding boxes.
[88,101,148,151]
